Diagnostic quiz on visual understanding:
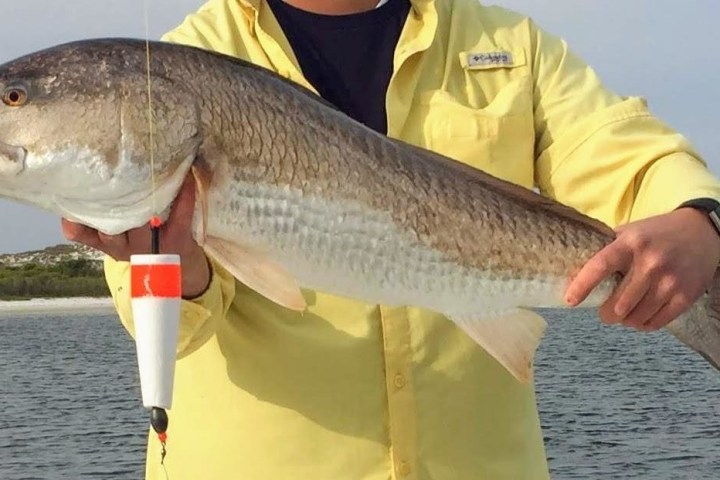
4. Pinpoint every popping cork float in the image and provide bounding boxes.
[130,220,181,452]
[0,39,719,382]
